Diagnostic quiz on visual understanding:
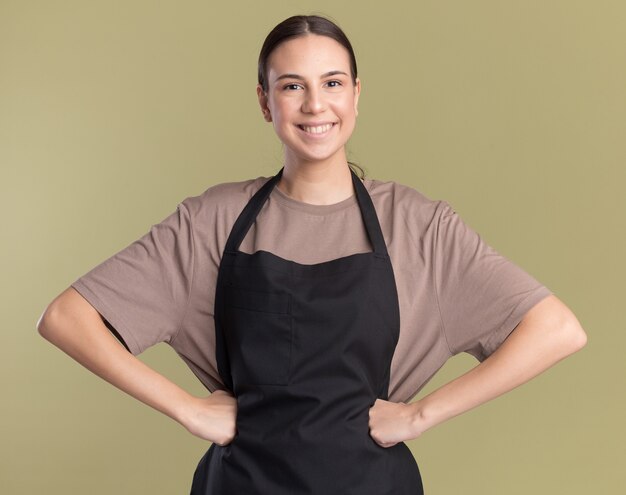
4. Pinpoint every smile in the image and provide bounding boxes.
[296,122,337,137]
